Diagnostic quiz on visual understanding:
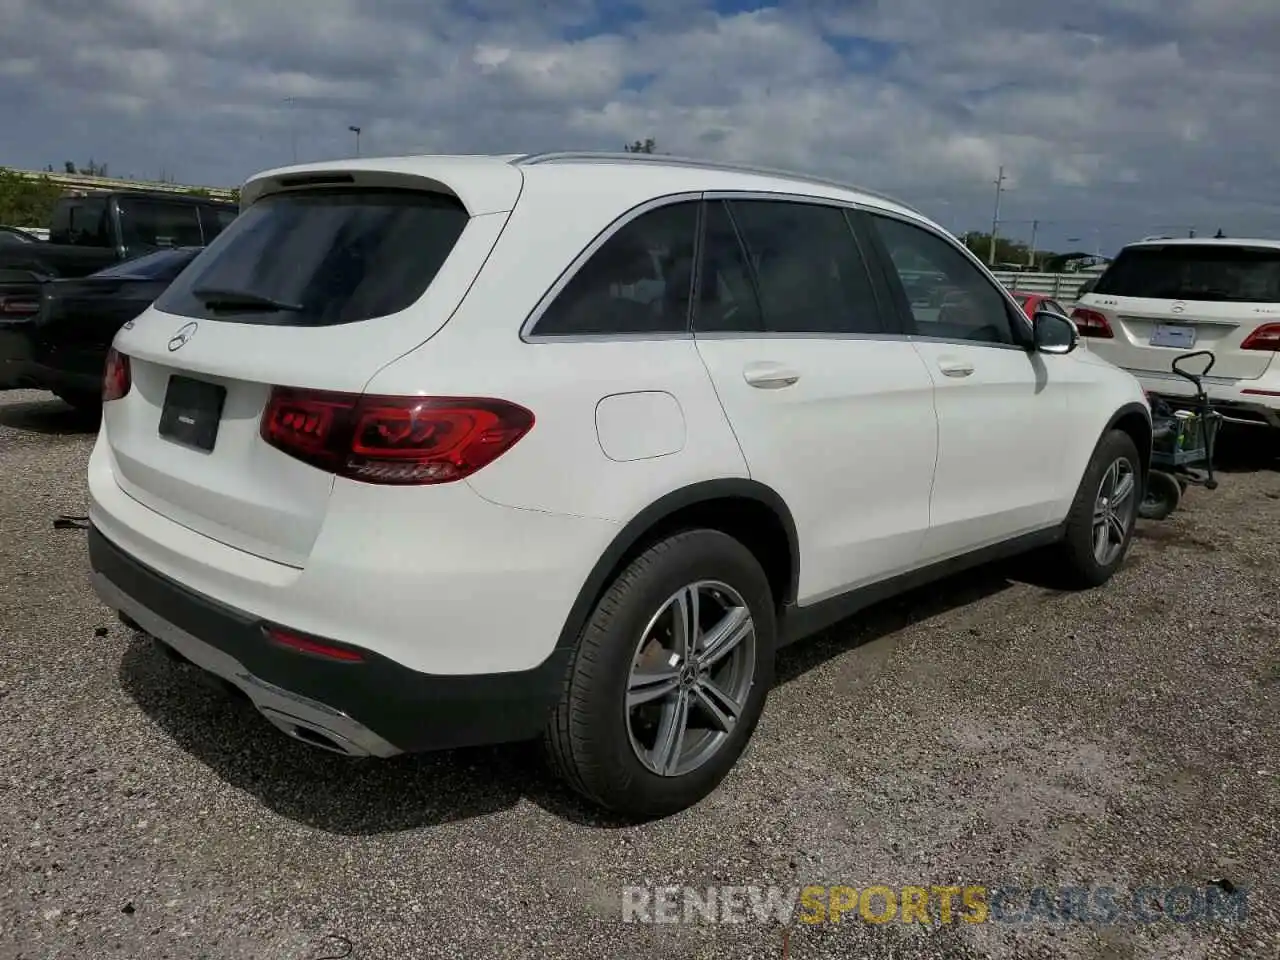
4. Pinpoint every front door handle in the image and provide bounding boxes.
[743,362,801,389]
[937,358,974,378]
